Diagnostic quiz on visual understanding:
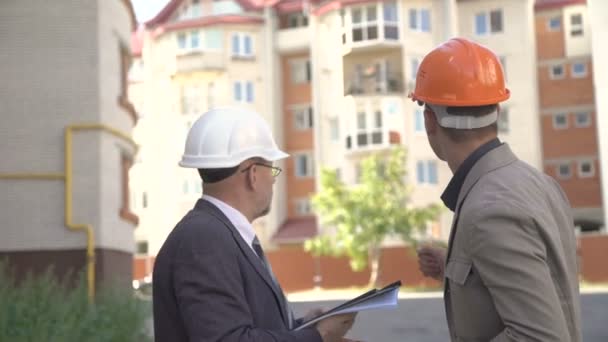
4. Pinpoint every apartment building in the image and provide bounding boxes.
[131,0,545,279]
[0,0,138,291]
[535,0,603,231]
[588,0,608,231]
[129,0,288,274]
[268,0,542,246]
